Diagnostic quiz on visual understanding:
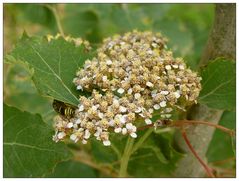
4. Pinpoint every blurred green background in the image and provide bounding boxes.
[3,3,235,177]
